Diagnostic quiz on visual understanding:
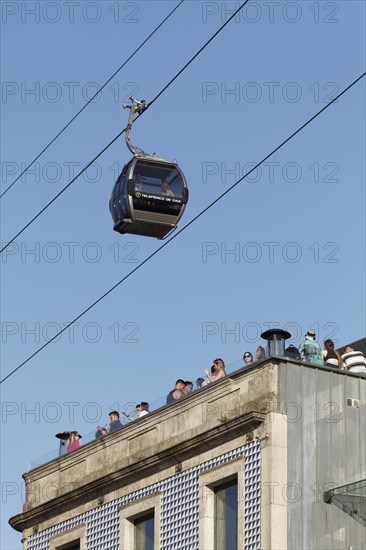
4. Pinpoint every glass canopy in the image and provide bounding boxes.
[324,479,366,527]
